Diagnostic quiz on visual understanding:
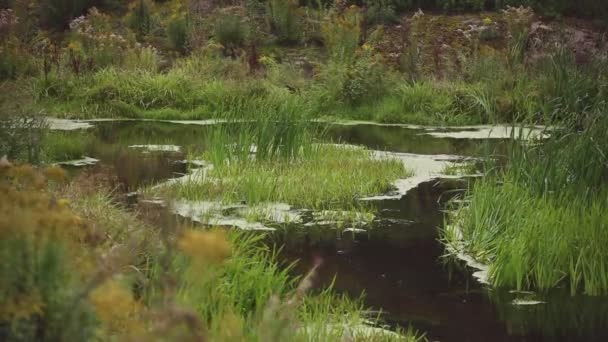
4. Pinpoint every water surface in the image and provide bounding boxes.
[55,120,607,342]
